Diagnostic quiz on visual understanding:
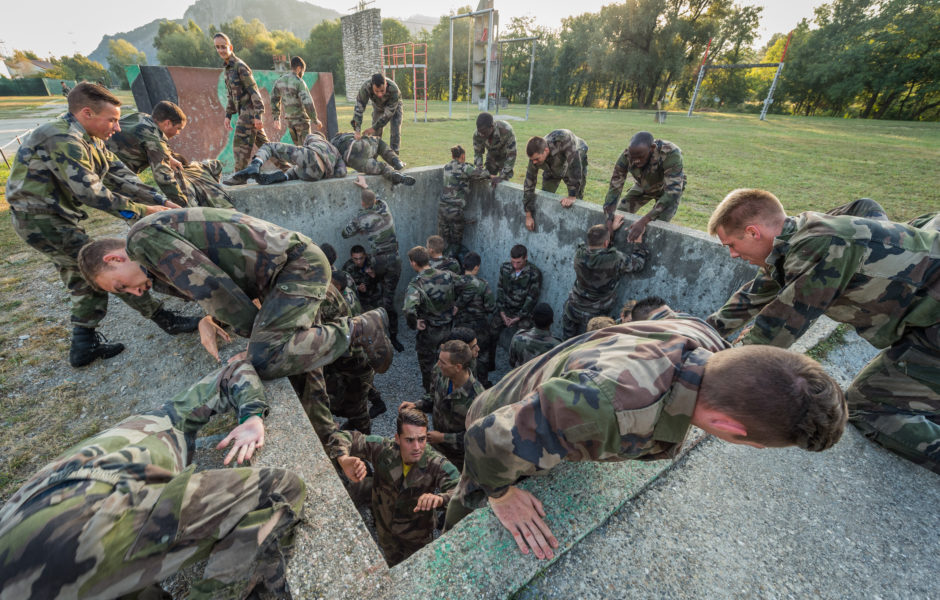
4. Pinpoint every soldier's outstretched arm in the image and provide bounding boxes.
[165,359,268,438]
[707,268,782,337]
[604,152,629,216]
